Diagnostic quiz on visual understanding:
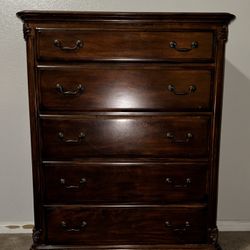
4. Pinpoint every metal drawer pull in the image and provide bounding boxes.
[165,177,191,188]
[61,221,87,232]
[165,221,191,233]
[169,41,198,52]
[54,39,83,51]
[58,132,85,144]
[56,83,84,96]
[166,132,193,144]
[60,178,87,189]
[168,84,196,95]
